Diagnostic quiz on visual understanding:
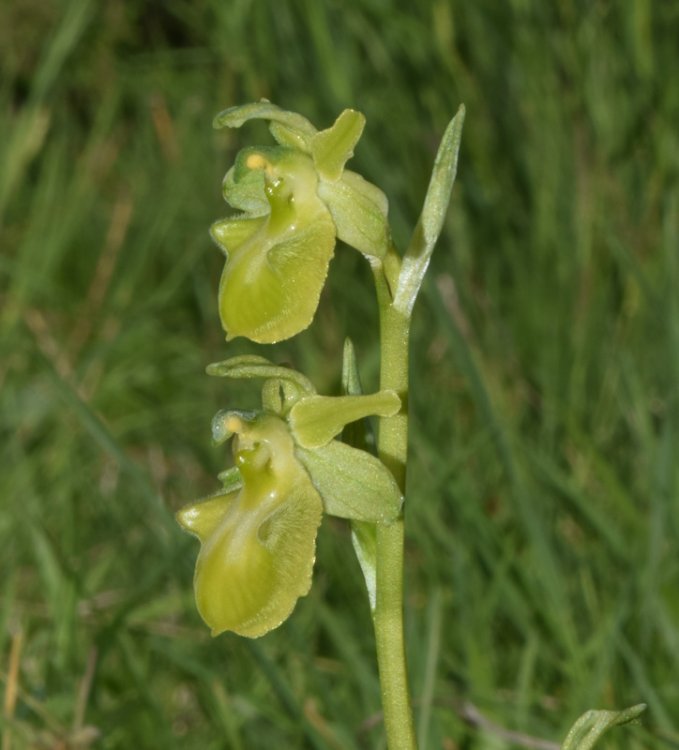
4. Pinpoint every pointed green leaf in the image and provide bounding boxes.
[561,704,646,750]
[351,521,377,612]
[394,104,465,316]
[311,109,365,182]
[318,170,390,259]
[206,356,316,395]
[341,338,362,396]
[296,441,403,523]
[289,391,400,449]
